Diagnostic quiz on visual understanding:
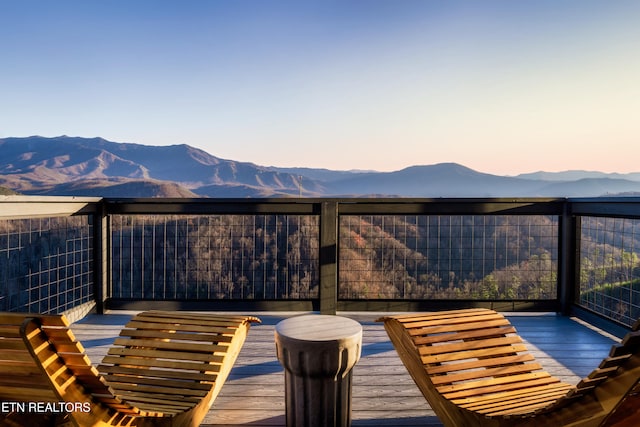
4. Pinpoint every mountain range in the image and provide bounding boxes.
[1,135,639,198]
